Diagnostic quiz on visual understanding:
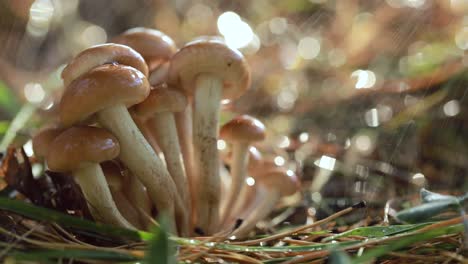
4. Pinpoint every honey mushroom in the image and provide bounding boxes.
[221,146,265,229]
[113,29,181,222]
[113,27,177,153]
[219,115,266,225]
[132,84,190,217]
[61,43,149,87]
[231,168,300,239]
[112,27,177,80]
[60,48,186,235]
[32,126,63,161]
[168,37,251,234]
[113,28,198,228]
[102,162,144,229]
[47,126,134,229]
